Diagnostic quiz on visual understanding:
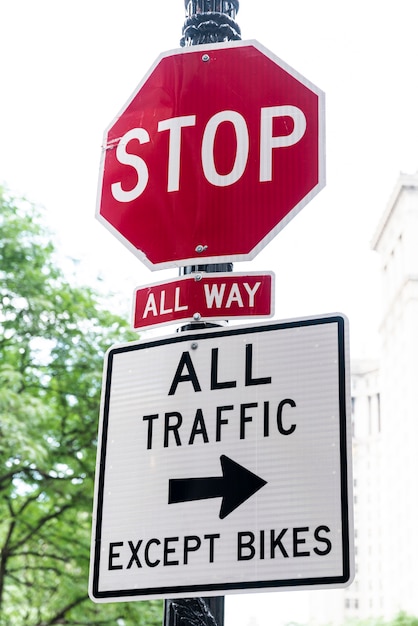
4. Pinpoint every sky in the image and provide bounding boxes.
[1,1,418,623]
